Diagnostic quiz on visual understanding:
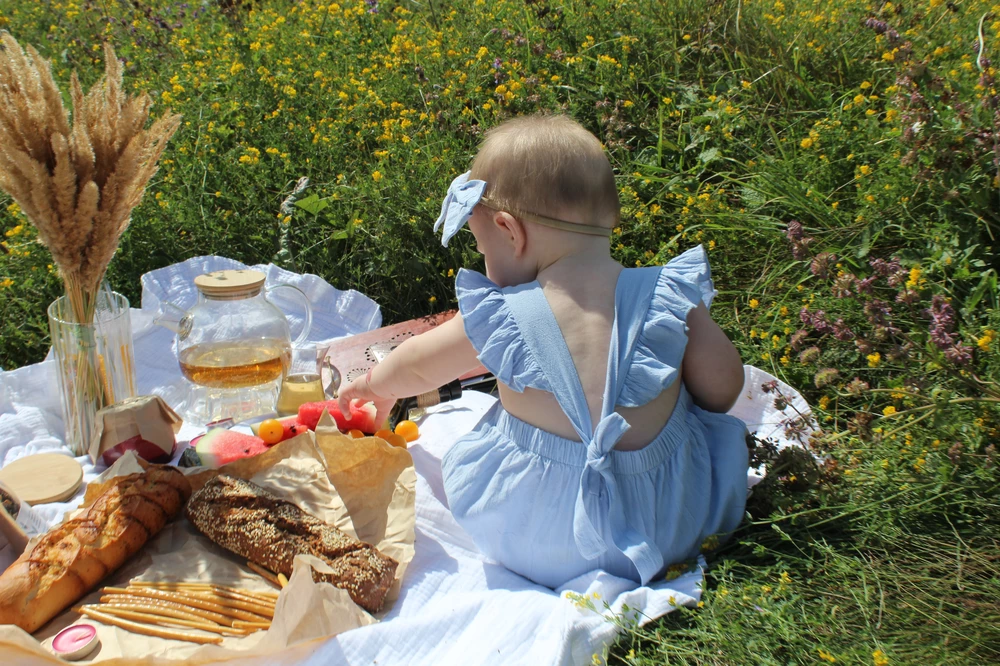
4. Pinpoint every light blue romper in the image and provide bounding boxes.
[440,245,749,588]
